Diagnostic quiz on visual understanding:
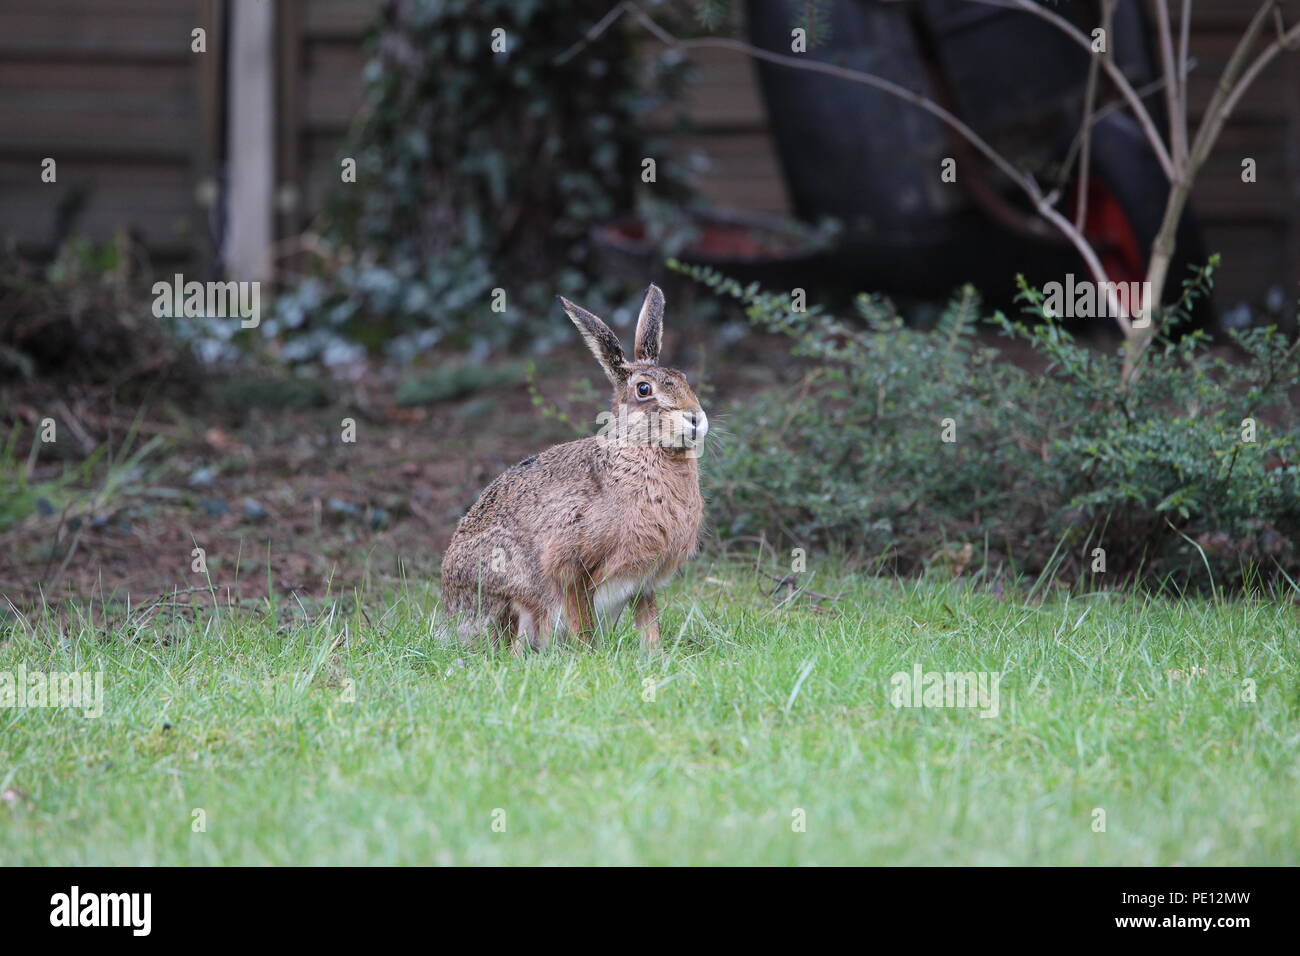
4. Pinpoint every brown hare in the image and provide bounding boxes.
[440,284,707,652]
